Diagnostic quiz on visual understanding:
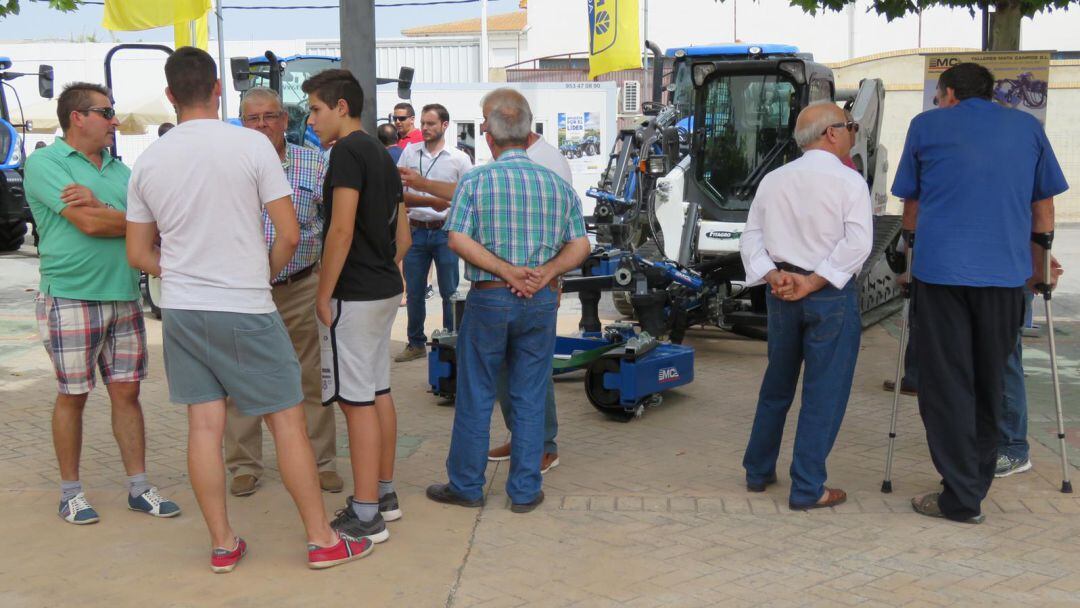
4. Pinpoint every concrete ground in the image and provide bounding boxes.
[1,230,1078,607]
